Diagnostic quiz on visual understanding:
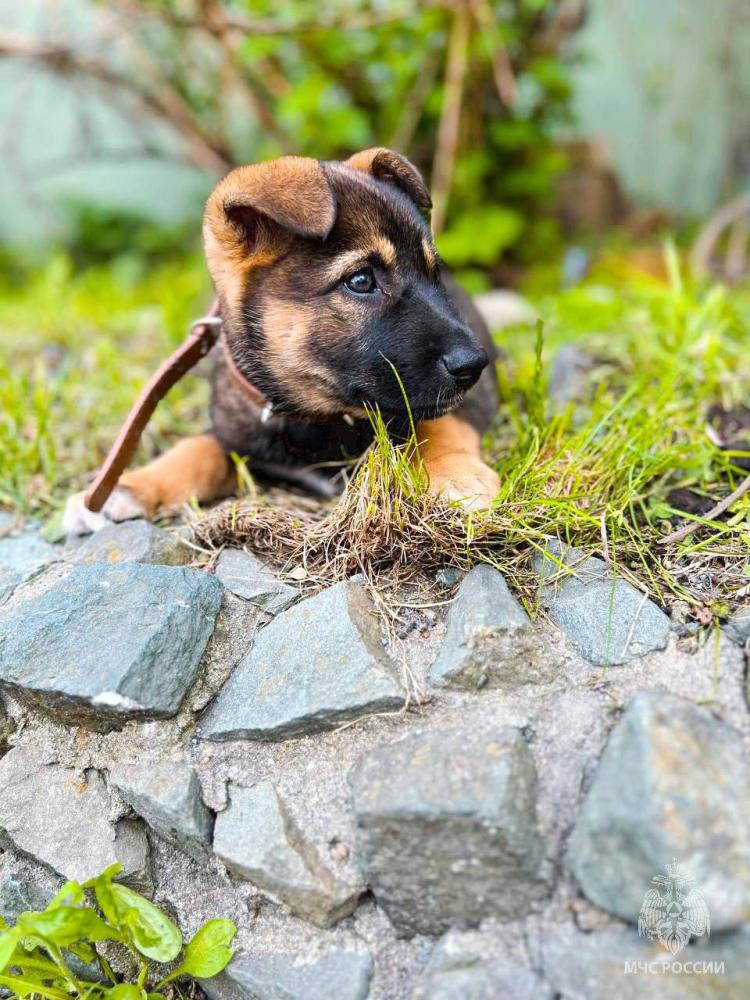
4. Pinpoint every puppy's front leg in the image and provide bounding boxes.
[64,434,236,535]
[417,415,500,510]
